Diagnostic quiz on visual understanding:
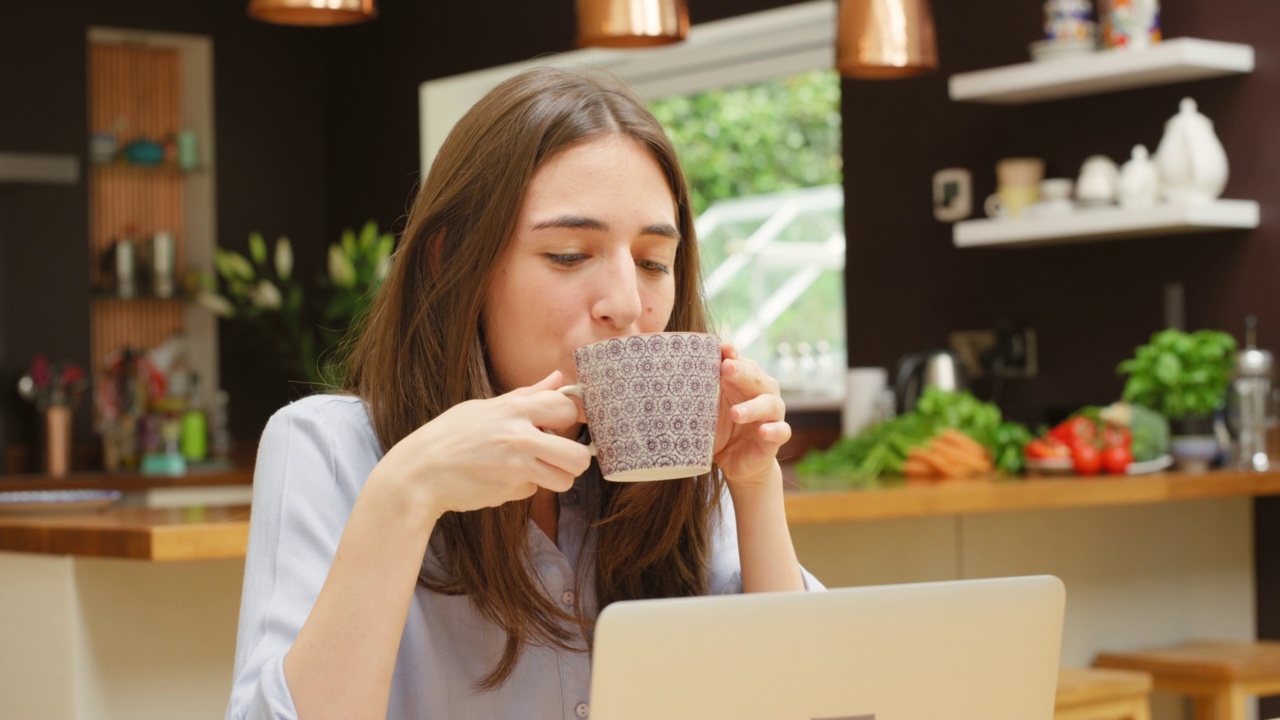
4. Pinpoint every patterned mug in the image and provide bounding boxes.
[559,332,722,482]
